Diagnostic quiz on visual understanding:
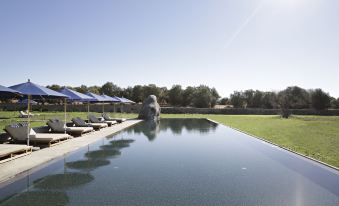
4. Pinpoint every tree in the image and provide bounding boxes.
[230,91,245,108]
[142,84,161,100]
[182,86,194,107]
[46,84,61,91]
[243,90,254,108]
[219,97,230,105]
[168,85,183,106]
[277,87,310,118]
[191,85,216,108]
[87,86,100,94]
[73,85,88,93]
[158,87,169,104]
[331,98,339,109]
[261,92,278,109]
[122,86,133,100]
[210,88,220,107]
[132,85,143,103]
[310,89,331,110]
[277,86,310,110]
[100,82,122,96]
